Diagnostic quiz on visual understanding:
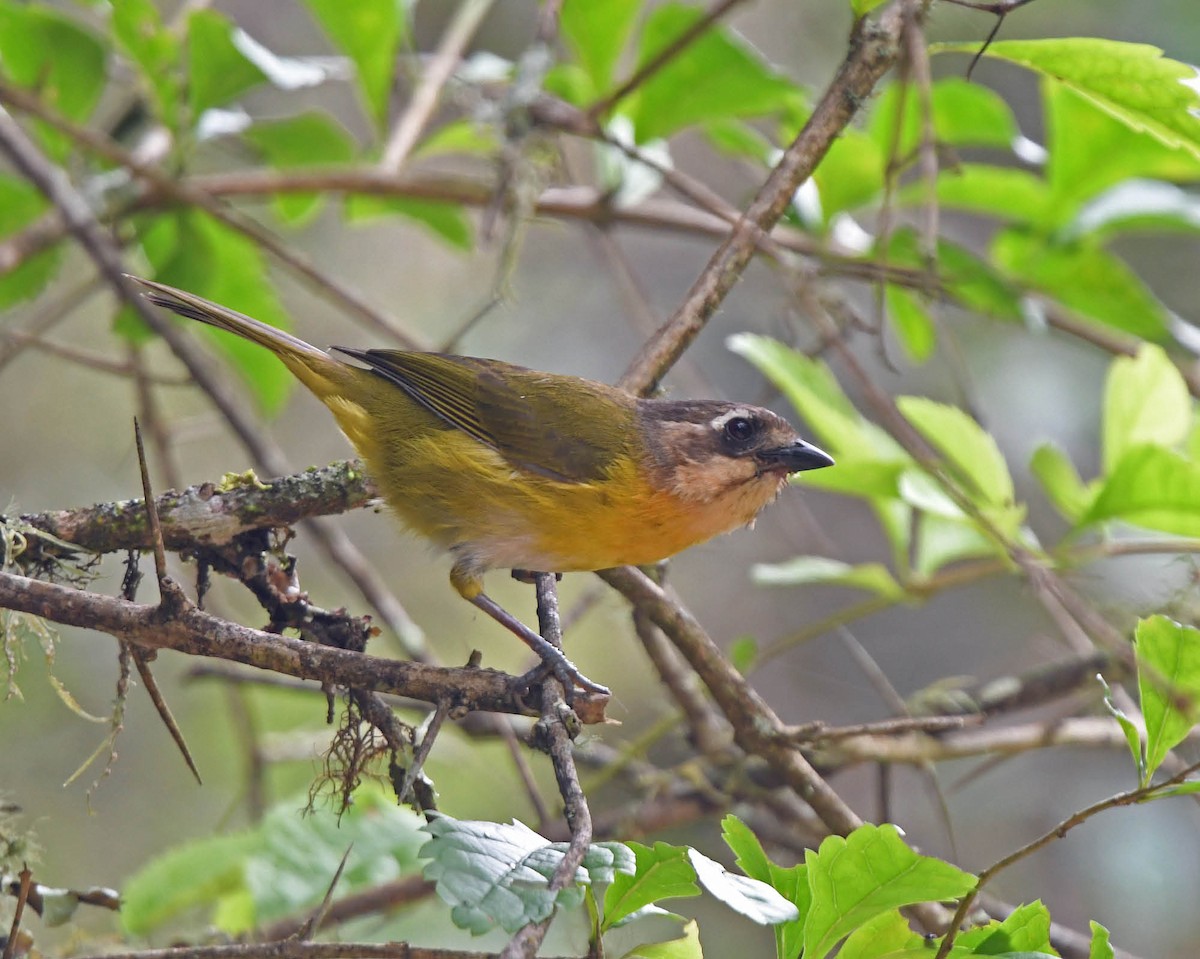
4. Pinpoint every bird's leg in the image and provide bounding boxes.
[451,563,609,696]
